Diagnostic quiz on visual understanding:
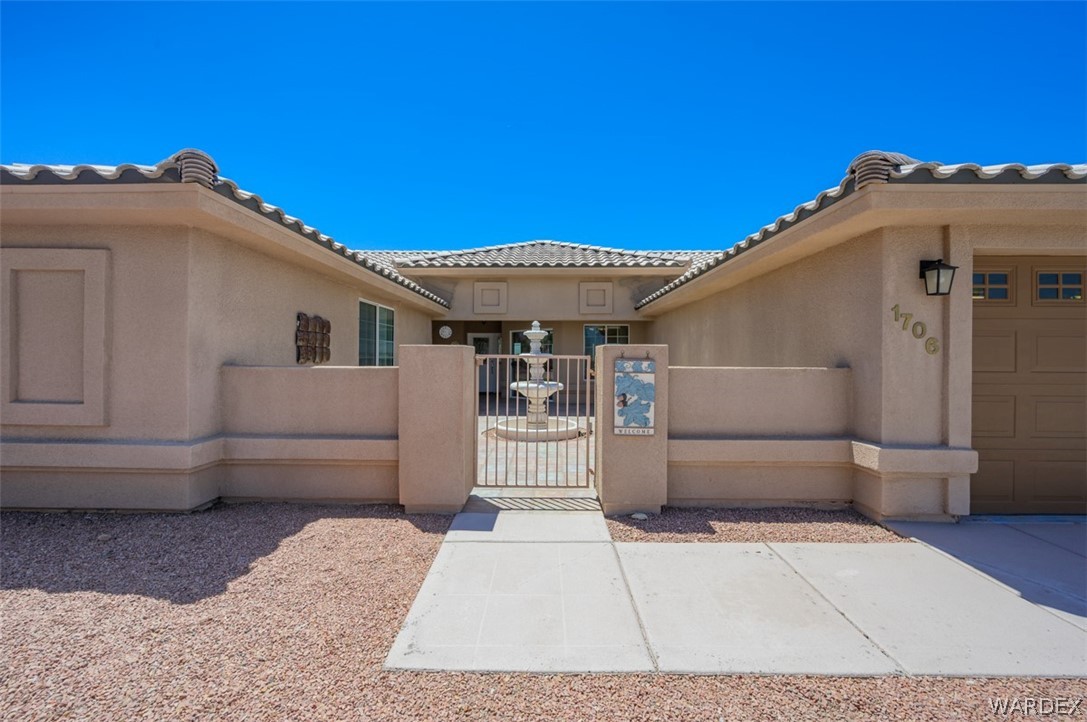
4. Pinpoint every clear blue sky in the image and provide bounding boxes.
[2,2,1084,251]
